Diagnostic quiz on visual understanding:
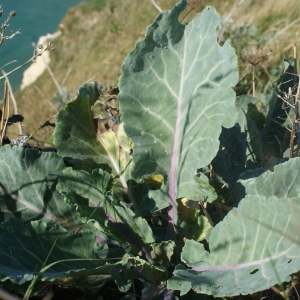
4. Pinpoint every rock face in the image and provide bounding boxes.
[20,31,61,90]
